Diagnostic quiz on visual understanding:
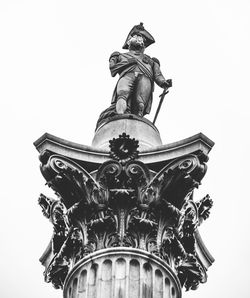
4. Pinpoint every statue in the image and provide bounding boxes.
[96,23,172,128]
